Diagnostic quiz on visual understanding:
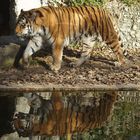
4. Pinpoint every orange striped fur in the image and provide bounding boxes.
[15,5,125,71]
[13,92,117,138]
